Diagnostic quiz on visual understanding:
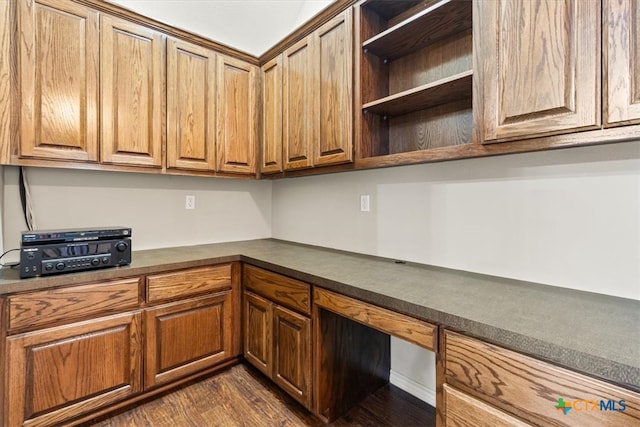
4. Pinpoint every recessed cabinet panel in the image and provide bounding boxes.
[145,293,234,387]
[480,0,600,142]
[101,15,163,167]
[315,9,353,166]
[243,291,273,377]
[216,55,257,174]
[261,55,283,174]
[5,311,142,427]
[19,0,99,161]
[283,37,315,170]
[273,304,311,408]
[605,0,640,126]
[167,38,216,170]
